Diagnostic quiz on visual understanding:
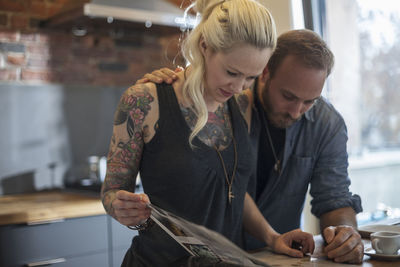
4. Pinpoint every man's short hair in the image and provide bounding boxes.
[267,29,334,78]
